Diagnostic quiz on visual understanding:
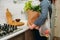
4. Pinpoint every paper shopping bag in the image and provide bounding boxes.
[27,10,40,26]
